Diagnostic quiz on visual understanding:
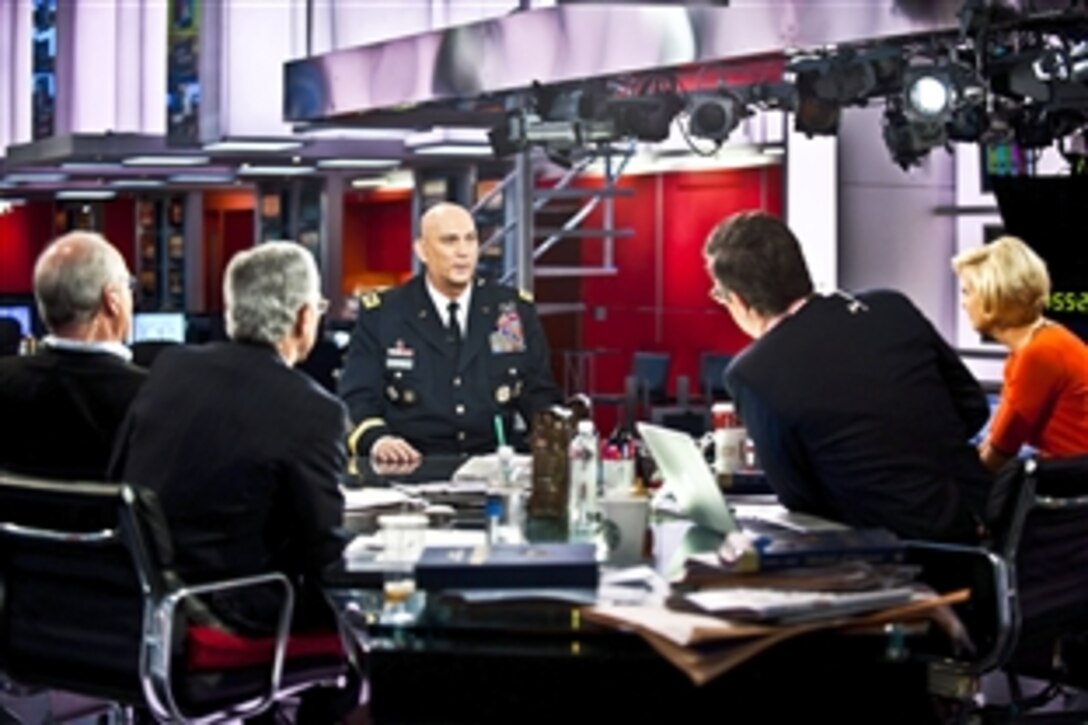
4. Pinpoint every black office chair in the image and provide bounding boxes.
[698,352,733,404]
[0,319,20,357]
[298,337,347,394]
[631,351,670,409]
[914,455,1088,720]
[0,473,351,723]
[130,340,180,370]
